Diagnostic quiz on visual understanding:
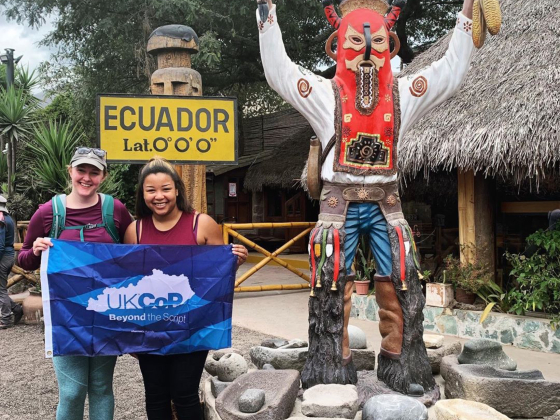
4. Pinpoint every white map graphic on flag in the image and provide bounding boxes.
[86,269,195,312]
